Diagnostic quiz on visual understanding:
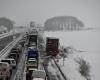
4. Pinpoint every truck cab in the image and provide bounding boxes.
[26,58,38,70]
[32,70,46,80]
